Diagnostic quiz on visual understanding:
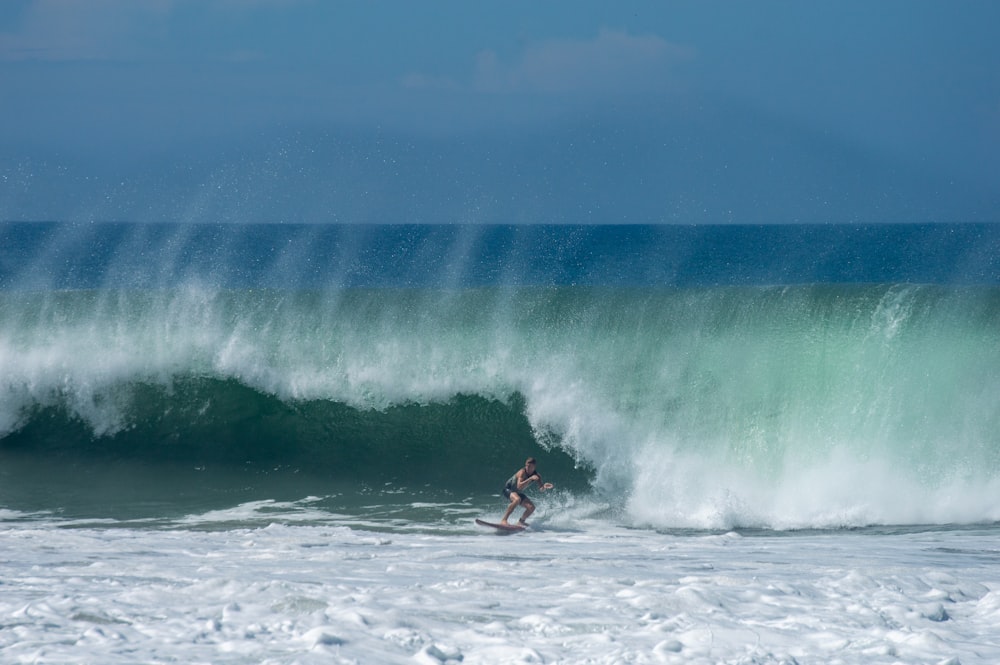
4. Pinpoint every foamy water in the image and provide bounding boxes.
[2,504,998,664]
